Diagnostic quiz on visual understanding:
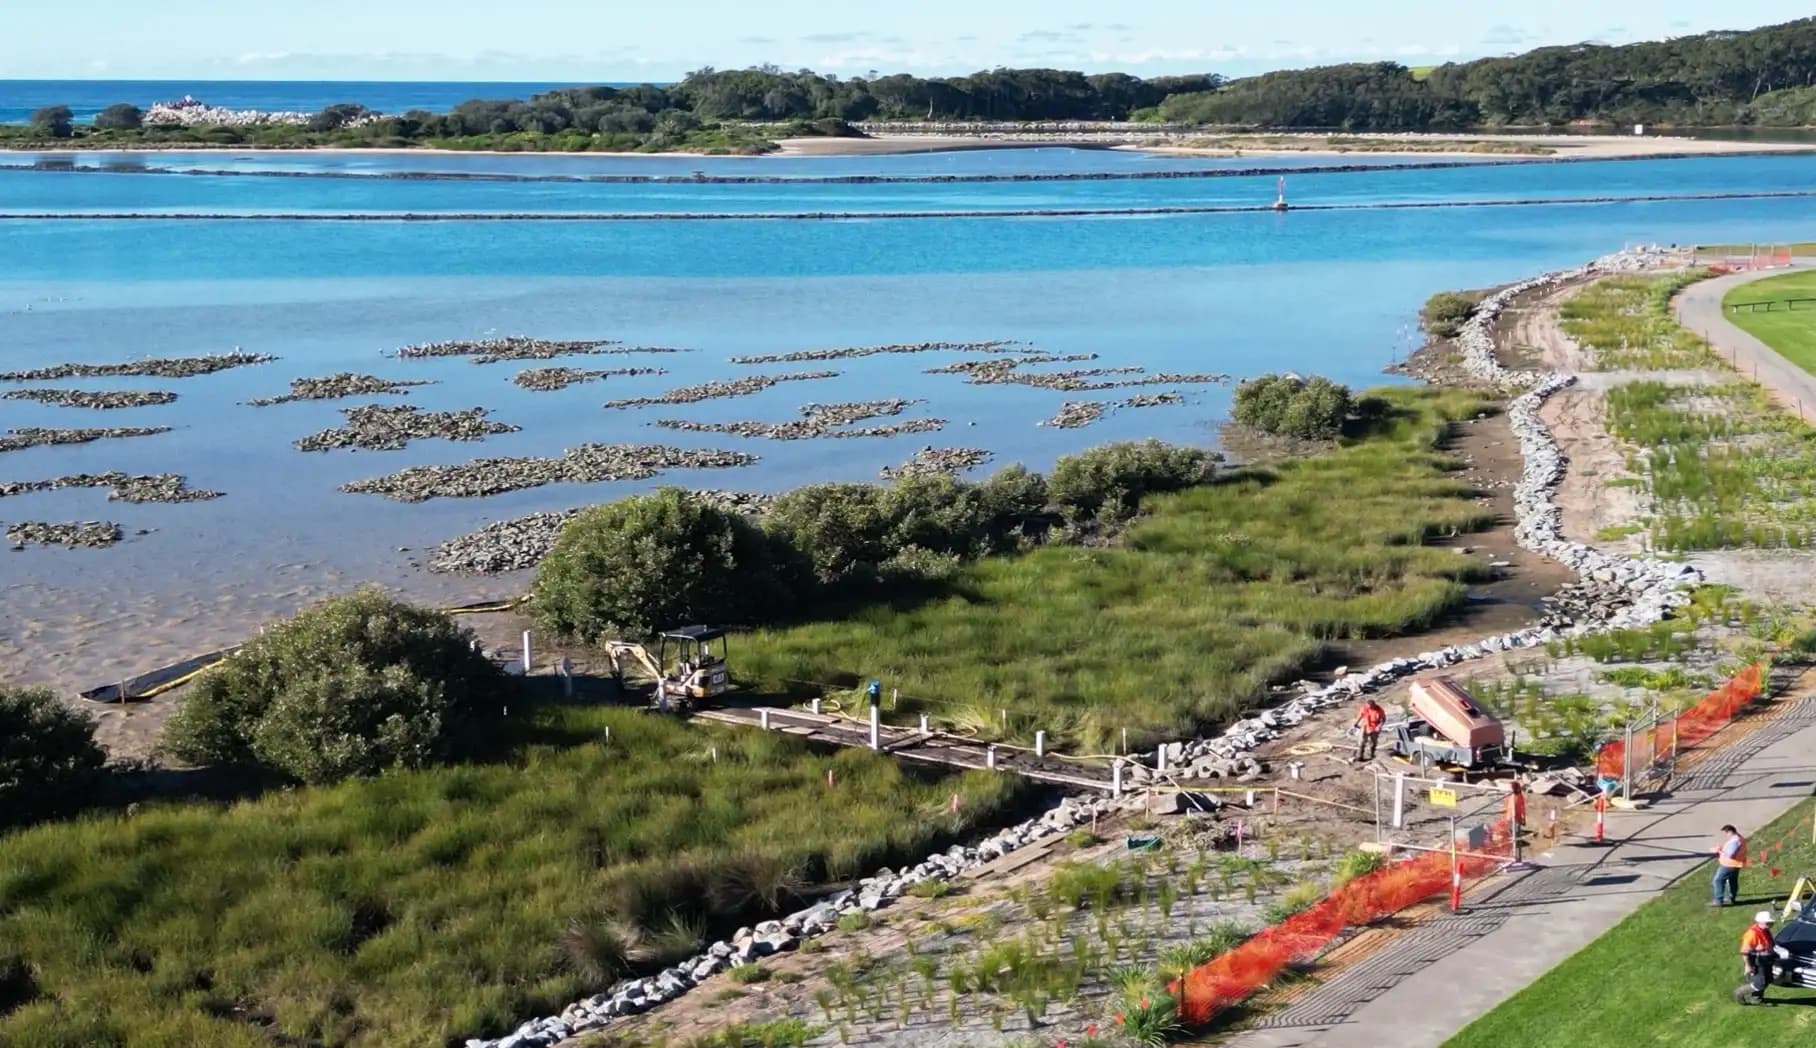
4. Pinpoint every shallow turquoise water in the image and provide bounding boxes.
[2,148,1815,684]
